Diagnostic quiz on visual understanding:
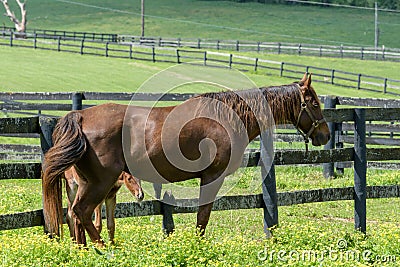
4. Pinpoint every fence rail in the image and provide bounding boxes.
[2,26,400,61]
[1,185,399,231]
[1,33,400,96]
[2,93,400,161]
